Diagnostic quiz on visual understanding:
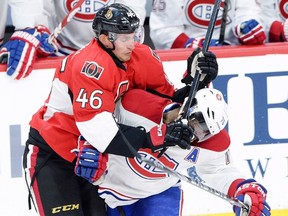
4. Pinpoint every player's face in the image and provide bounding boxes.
[189,119,209,141]
[188,111,211,142]
[113,33,136,62]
